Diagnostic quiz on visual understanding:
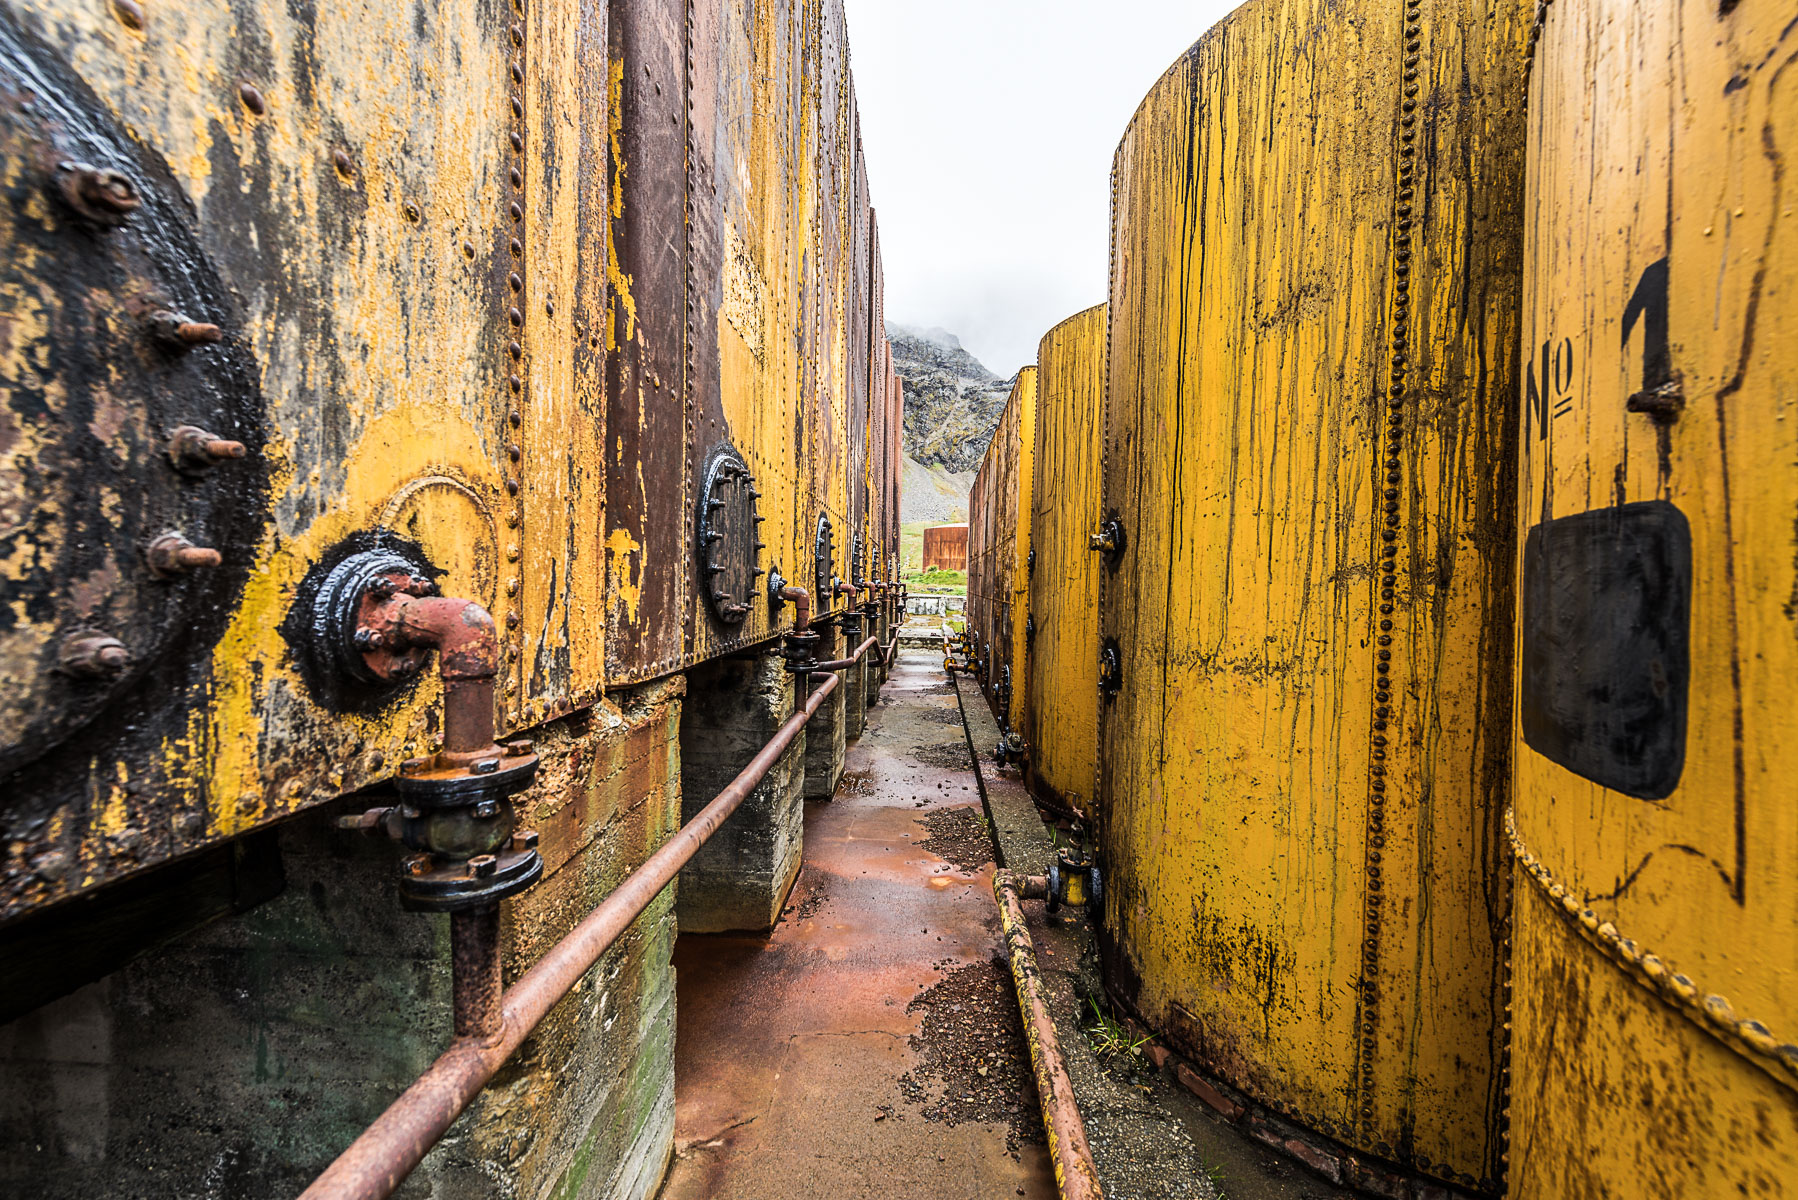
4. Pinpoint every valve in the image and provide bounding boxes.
[1046,845,1102,914]
[995,729,1026,769]
[1088,517,1126,564]
[315,544,543,912]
